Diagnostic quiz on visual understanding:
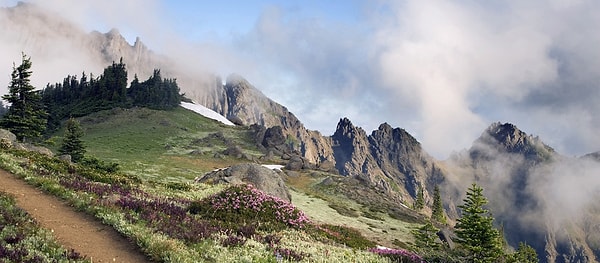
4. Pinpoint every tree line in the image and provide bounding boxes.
[0,54,184,161]
[41,58,184,132]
